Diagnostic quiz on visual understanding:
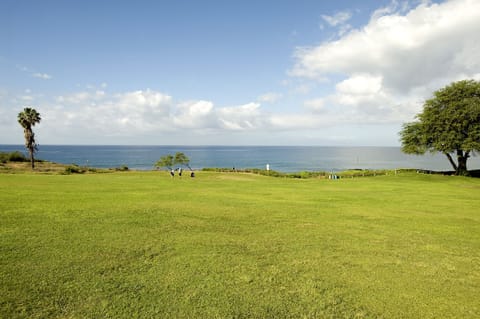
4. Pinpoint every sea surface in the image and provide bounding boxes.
[2,145,480,172]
